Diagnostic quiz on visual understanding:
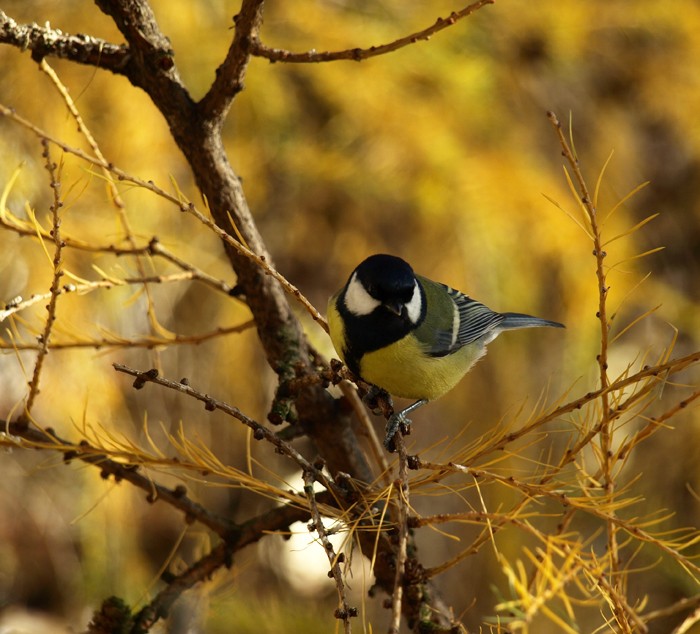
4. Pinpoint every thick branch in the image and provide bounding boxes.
[93,0,197,144]
[132,500,308,631]
[200,0,265,122]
